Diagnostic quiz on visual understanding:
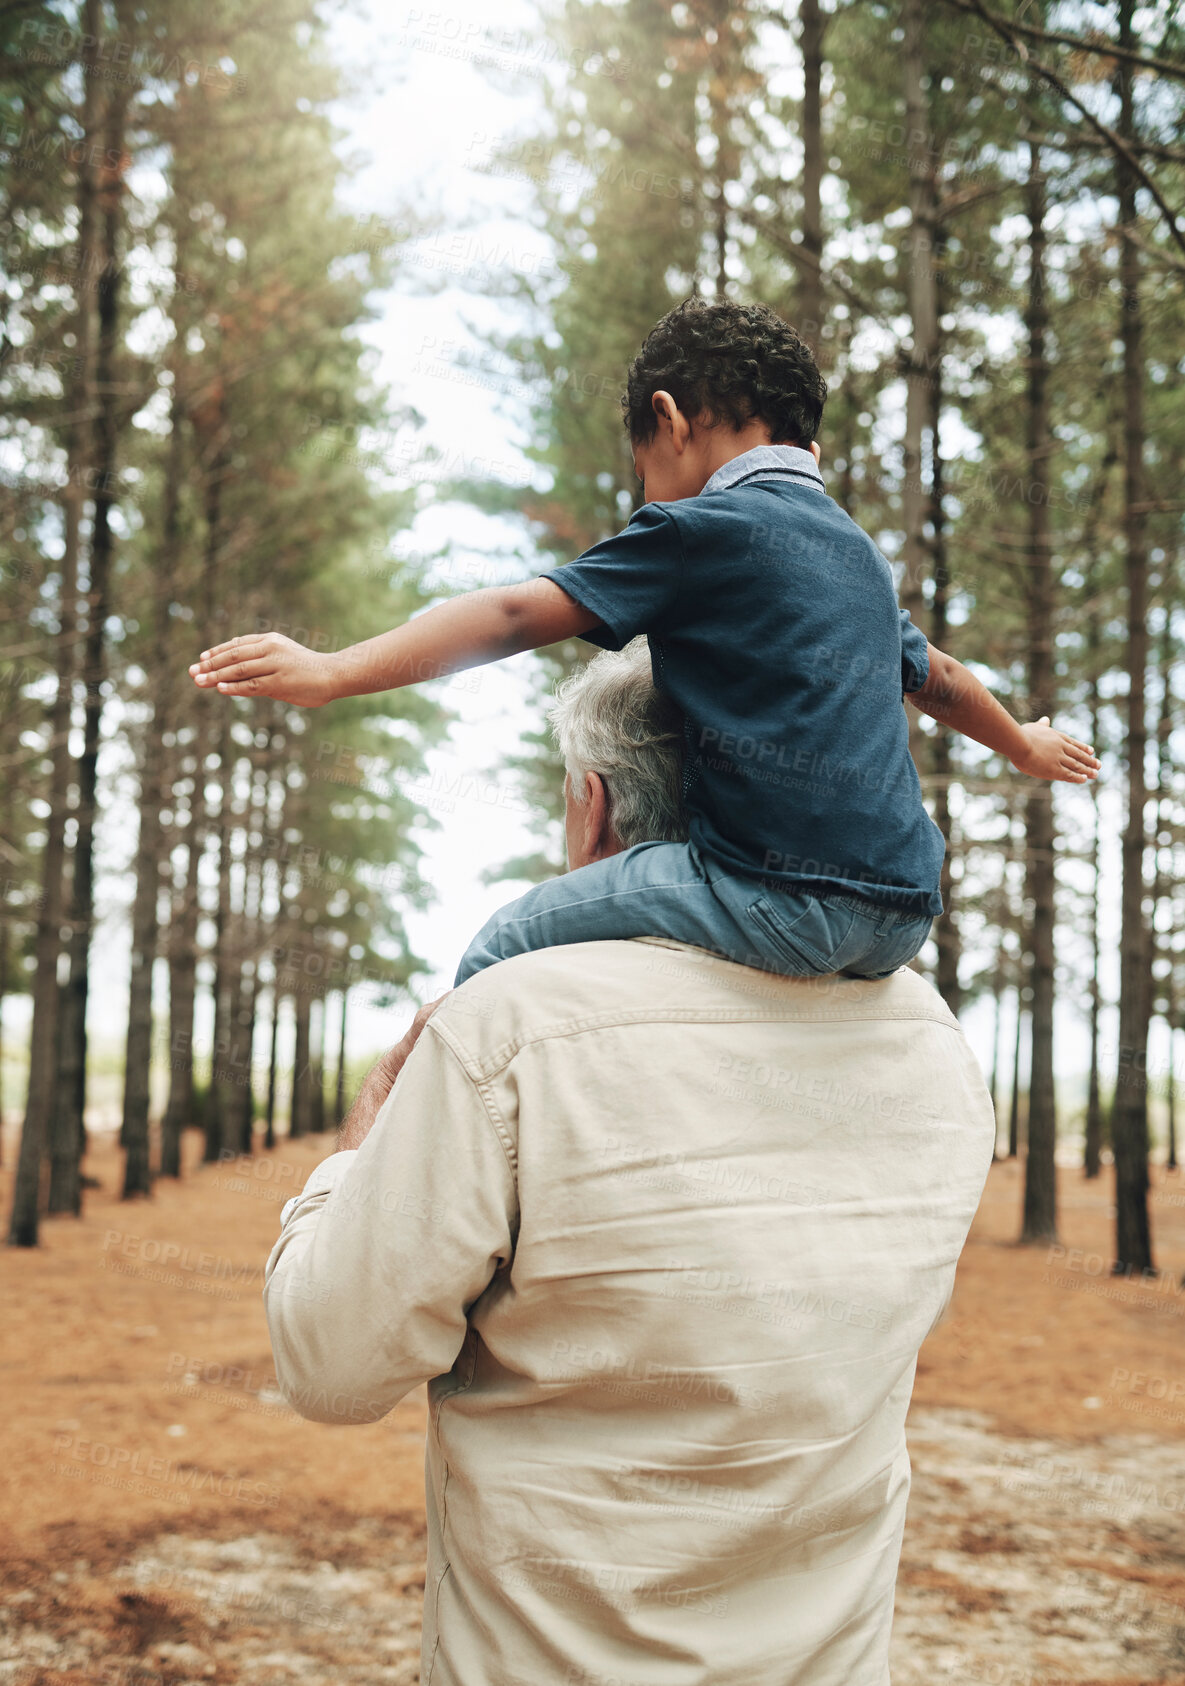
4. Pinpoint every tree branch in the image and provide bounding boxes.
[948,1,1185,82]
[732,206,898,331]
[943,0,1185,261]
[1025,128,1185,166]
